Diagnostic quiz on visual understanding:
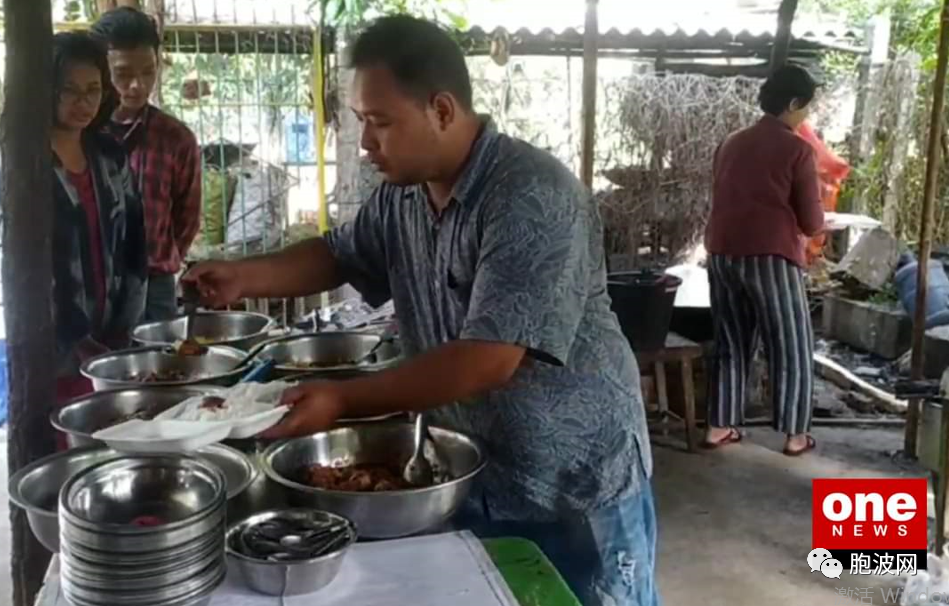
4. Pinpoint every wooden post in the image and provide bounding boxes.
[769,0,799,71]
[907,0,949,459]
[579,0,599,188]
[2,0,57,604]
